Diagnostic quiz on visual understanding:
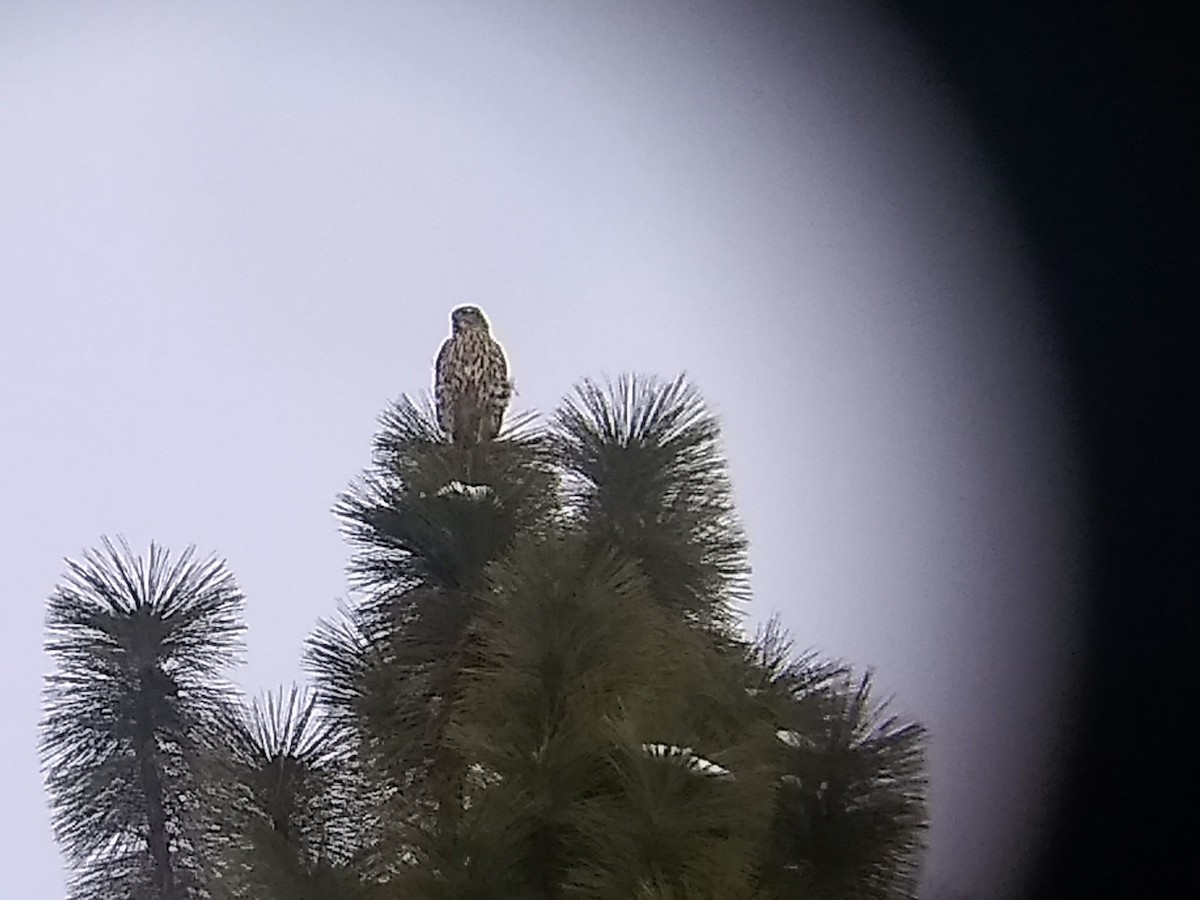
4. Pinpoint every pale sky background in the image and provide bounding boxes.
[1,2,1086,897]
